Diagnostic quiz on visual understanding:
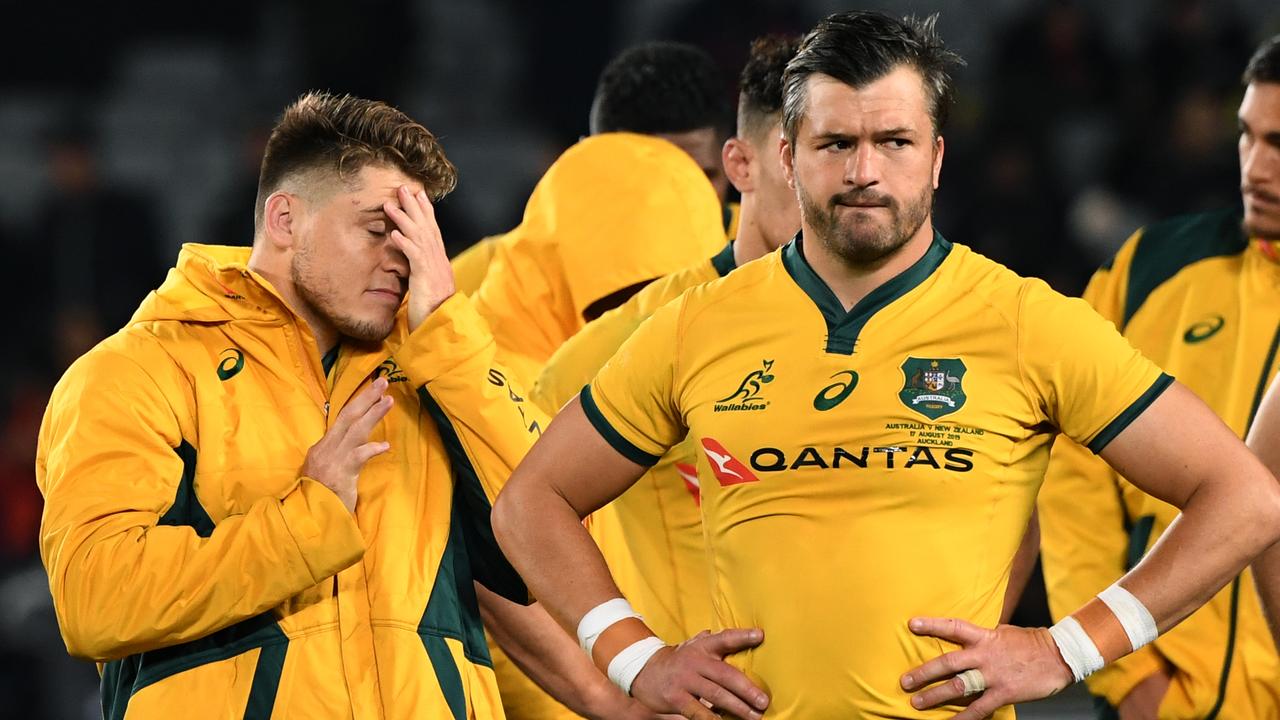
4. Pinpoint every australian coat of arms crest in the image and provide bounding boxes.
[899,357,967,420]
